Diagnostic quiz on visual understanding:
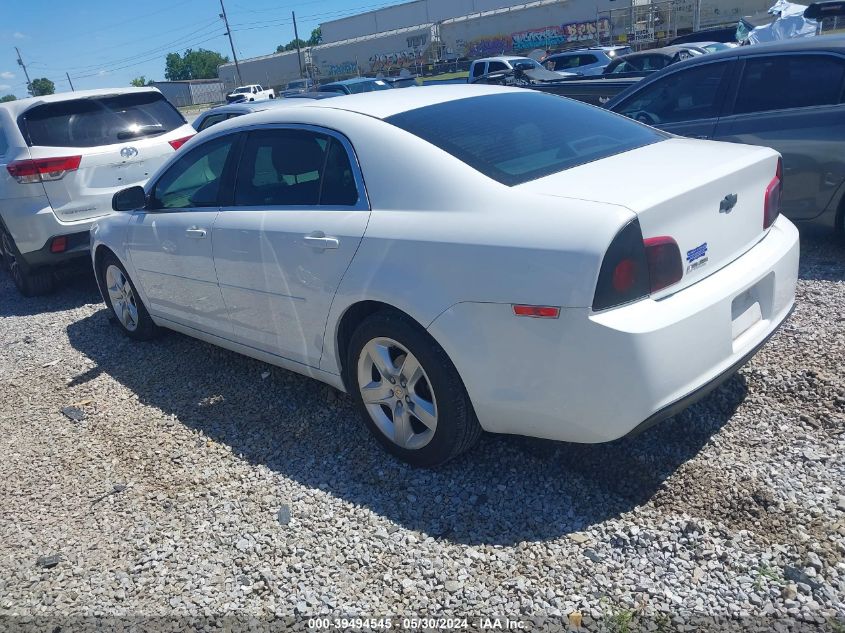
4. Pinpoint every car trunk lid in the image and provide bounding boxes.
[519,137,781,295]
